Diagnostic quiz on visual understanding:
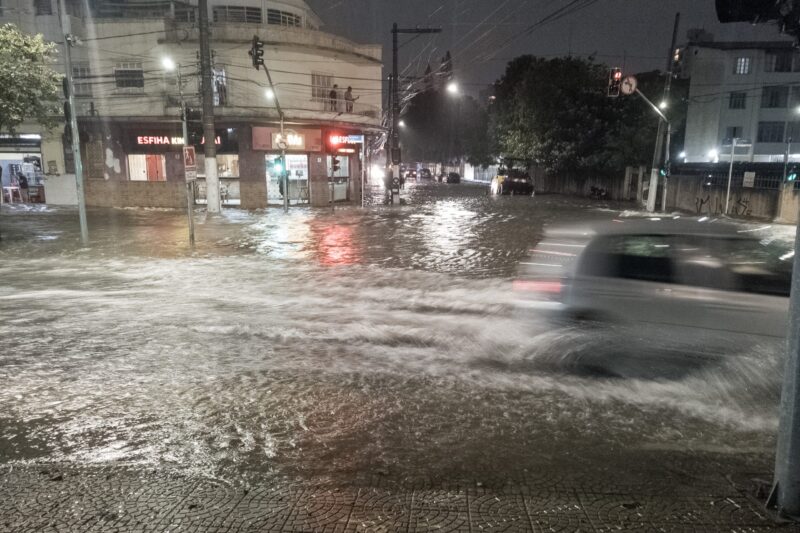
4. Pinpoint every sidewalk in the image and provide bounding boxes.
[2,453,798,532]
